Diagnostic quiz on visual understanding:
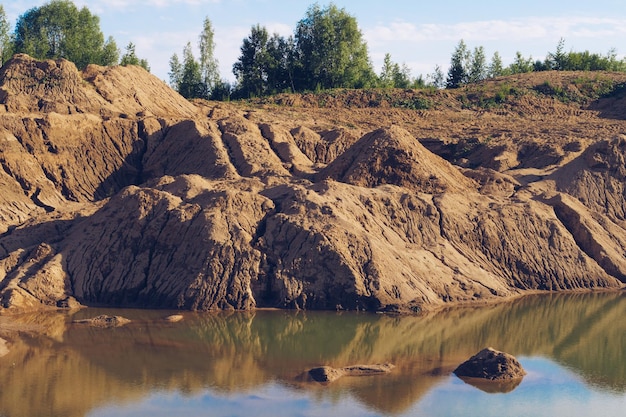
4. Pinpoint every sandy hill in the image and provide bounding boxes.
[0,54,624,313]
